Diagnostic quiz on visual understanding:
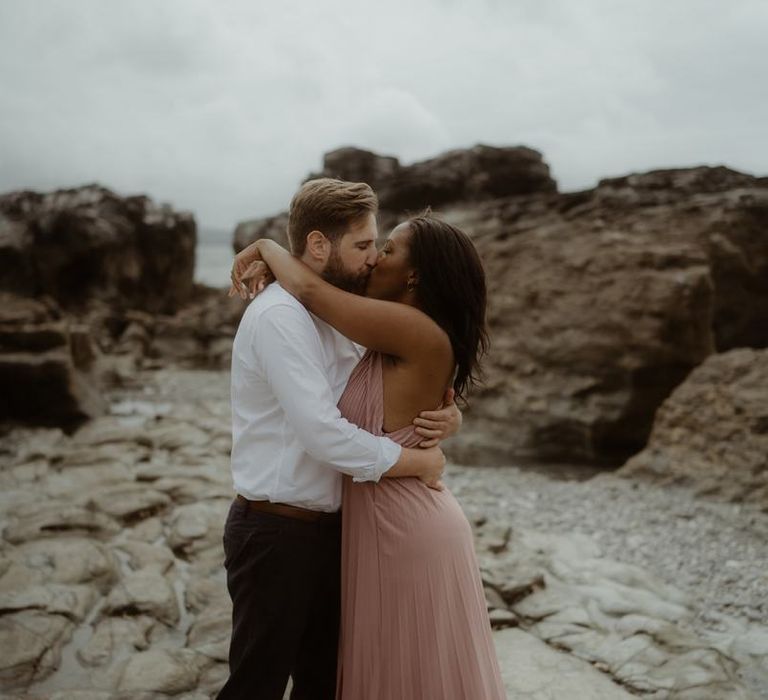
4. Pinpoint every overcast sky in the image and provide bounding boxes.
[1,0,766,231]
